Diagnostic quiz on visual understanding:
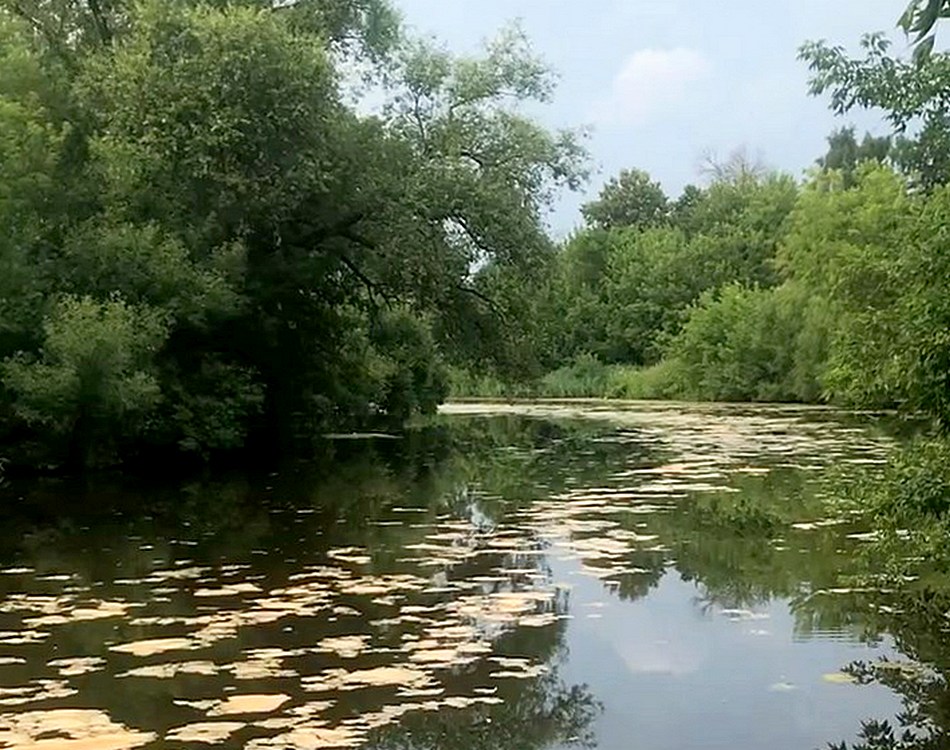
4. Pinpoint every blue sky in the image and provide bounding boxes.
[394,0,908,234]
